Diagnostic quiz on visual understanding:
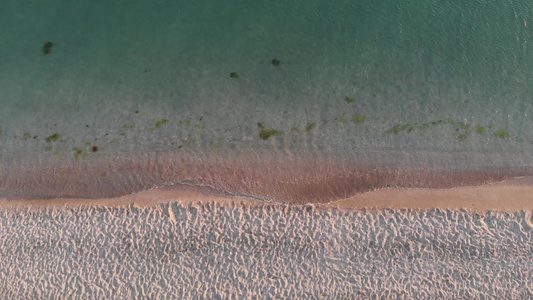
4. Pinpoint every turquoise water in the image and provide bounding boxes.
[1,0,532,168]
